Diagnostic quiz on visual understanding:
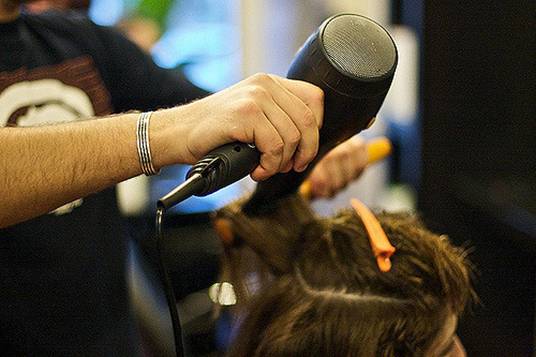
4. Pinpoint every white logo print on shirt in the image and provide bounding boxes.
[0,79,95,215]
